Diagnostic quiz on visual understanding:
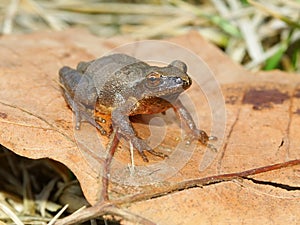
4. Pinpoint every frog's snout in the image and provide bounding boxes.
[181,76,192,89]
